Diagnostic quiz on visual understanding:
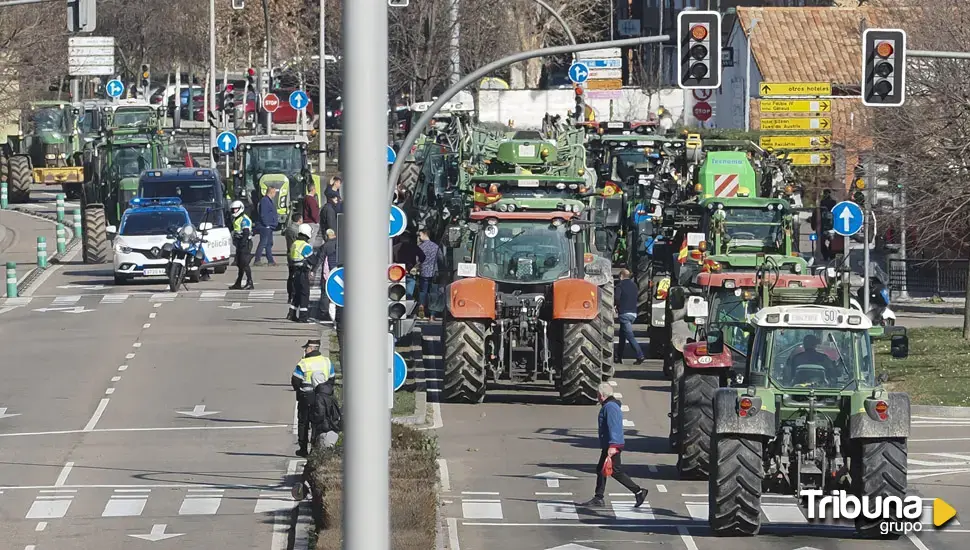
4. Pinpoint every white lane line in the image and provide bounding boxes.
[25,546,35,550]
[54,462,74,486]
[685,502,707,521]
[132,342,141,348]
[656,484,667,492]
[105,388,115,395]
[537,501,578,520]
[447,517,461,550]
[102,490,150,517]
[462,500,503,519]
[256,490,297,514]
[142,323,150,328]
[0,424,287,439]
[620,405,630,412]
[270,460,303,550]
[118,365,128,371]
[82,399,110,431]
[678,525,699,550]
[153,302,162,308]
[100,294,129,304]
[437,459,450,492]
[761,503,807,523]
[149,312,156,319]
[461,491,499,495]
[125,353,135,359]
[614,393,623,399]
[608,380,617,386]
[200,290,226,301]
[622,419,635,427]
[52,295,81,305]
[35,522,47,531]
[908,532,932,550]
[150,293,176,302]
[111,376,121,382]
